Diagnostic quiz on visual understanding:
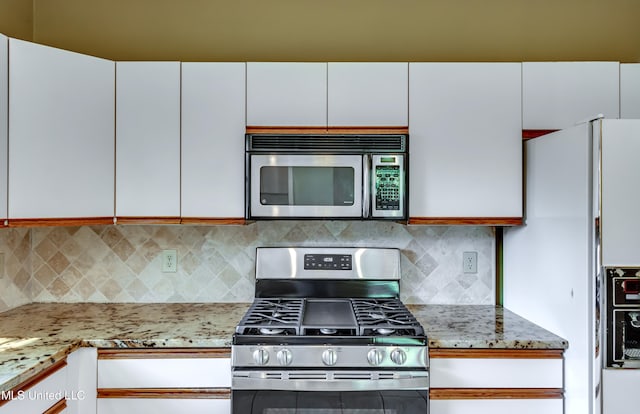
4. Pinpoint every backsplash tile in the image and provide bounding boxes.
[0,222,495,310]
